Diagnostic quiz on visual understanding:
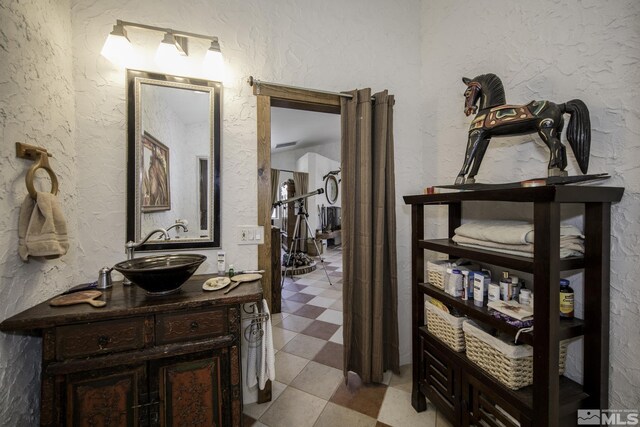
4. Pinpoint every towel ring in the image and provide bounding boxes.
[25,152,59,200]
